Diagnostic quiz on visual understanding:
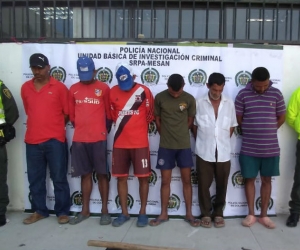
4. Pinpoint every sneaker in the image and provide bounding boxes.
[58,215,69,224]
[0,215,6,227]
[23,212,47,225]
